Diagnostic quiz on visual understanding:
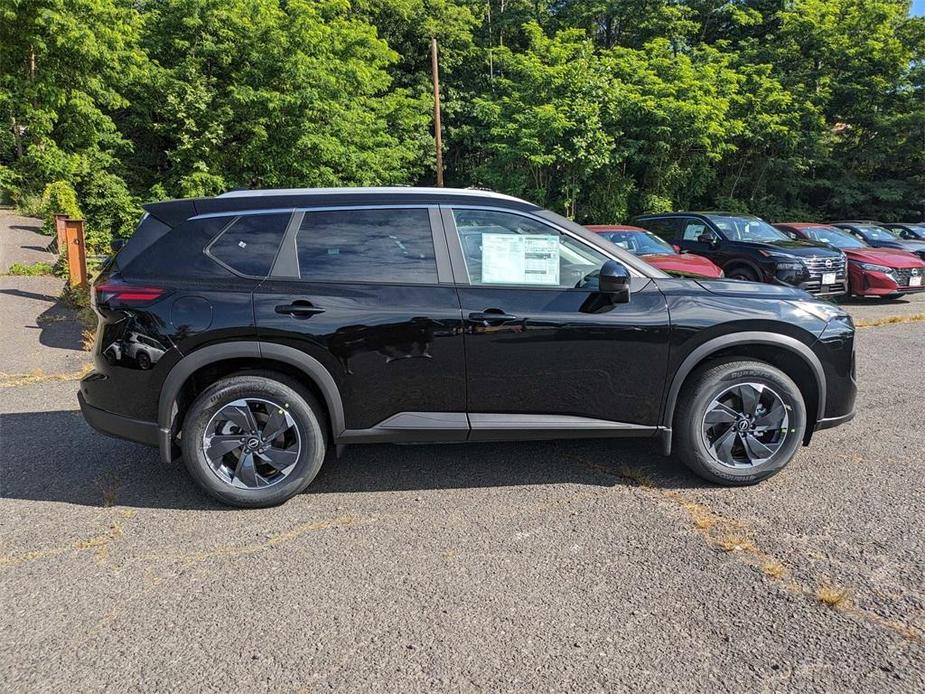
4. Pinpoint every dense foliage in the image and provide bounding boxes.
[1,0,923,249]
